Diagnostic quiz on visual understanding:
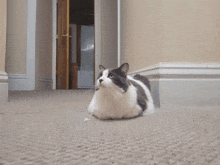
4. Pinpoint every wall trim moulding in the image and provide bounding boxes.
[128,63,220,108]
[0,71,8,103]
[9,74,26,79]
[37,78,53,90]
[128,63,220,79]
[38,78,53,83]
[8,74,28,90]
[0,71,9,82]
